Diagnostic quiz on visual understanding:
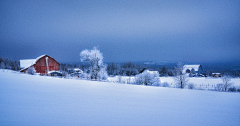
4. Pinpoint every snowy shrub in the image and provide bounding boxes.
[126,78,131,84]
[61,71,68,78]
[116,76,128,84]
[237,88,240,92]
[152,77,161,86]
[27,66,36,75]
[124,77,134,84]
[135,70,159,85]
[80,73,90,79]
[215,84,224,91]
[228,87,236,92]
[161,82,170,87]
[117,76,122,83]
[214,76,232,92]
[188,83,195,89]
[97,66,108,81]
